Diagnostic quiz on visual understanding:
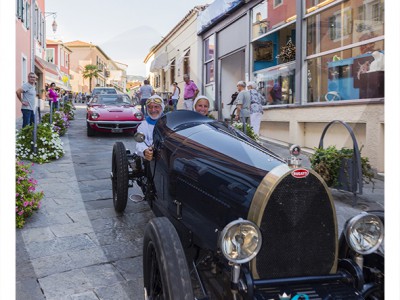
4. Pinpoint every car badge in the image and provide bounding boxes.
[278,293,291,300]
[291,168,309,178]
